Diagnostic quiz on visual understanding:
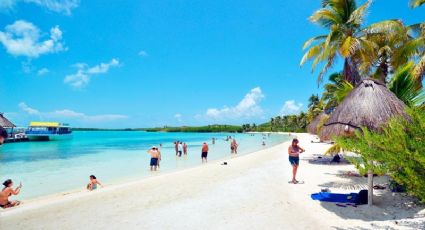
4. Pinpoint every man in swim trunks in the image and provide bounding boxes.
[0,126,8,145]
[147,146,161,171]
[201,142,209,163]
[0,179,22,209]
[288,138,305,184]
